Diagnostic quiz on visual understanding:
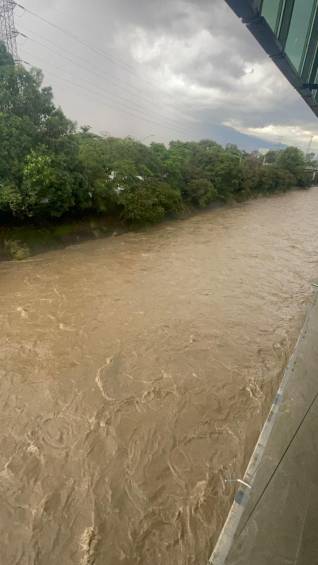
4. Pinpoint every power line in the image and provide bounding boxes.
[15,2,169,93]
[19,30,192,135]
[238,389,318,537]
[13,3,200,138]
[22,51,189,139]
[22,49,190,138]
[15,2,193,123]
[19,26,174,114]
